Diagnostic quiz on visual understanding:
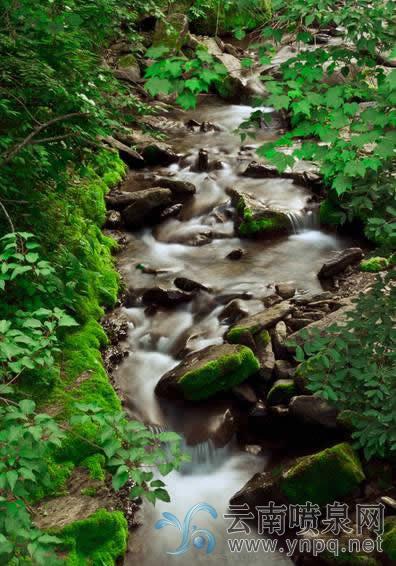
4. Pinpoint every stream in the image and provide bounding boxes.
[113,98,354,564]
